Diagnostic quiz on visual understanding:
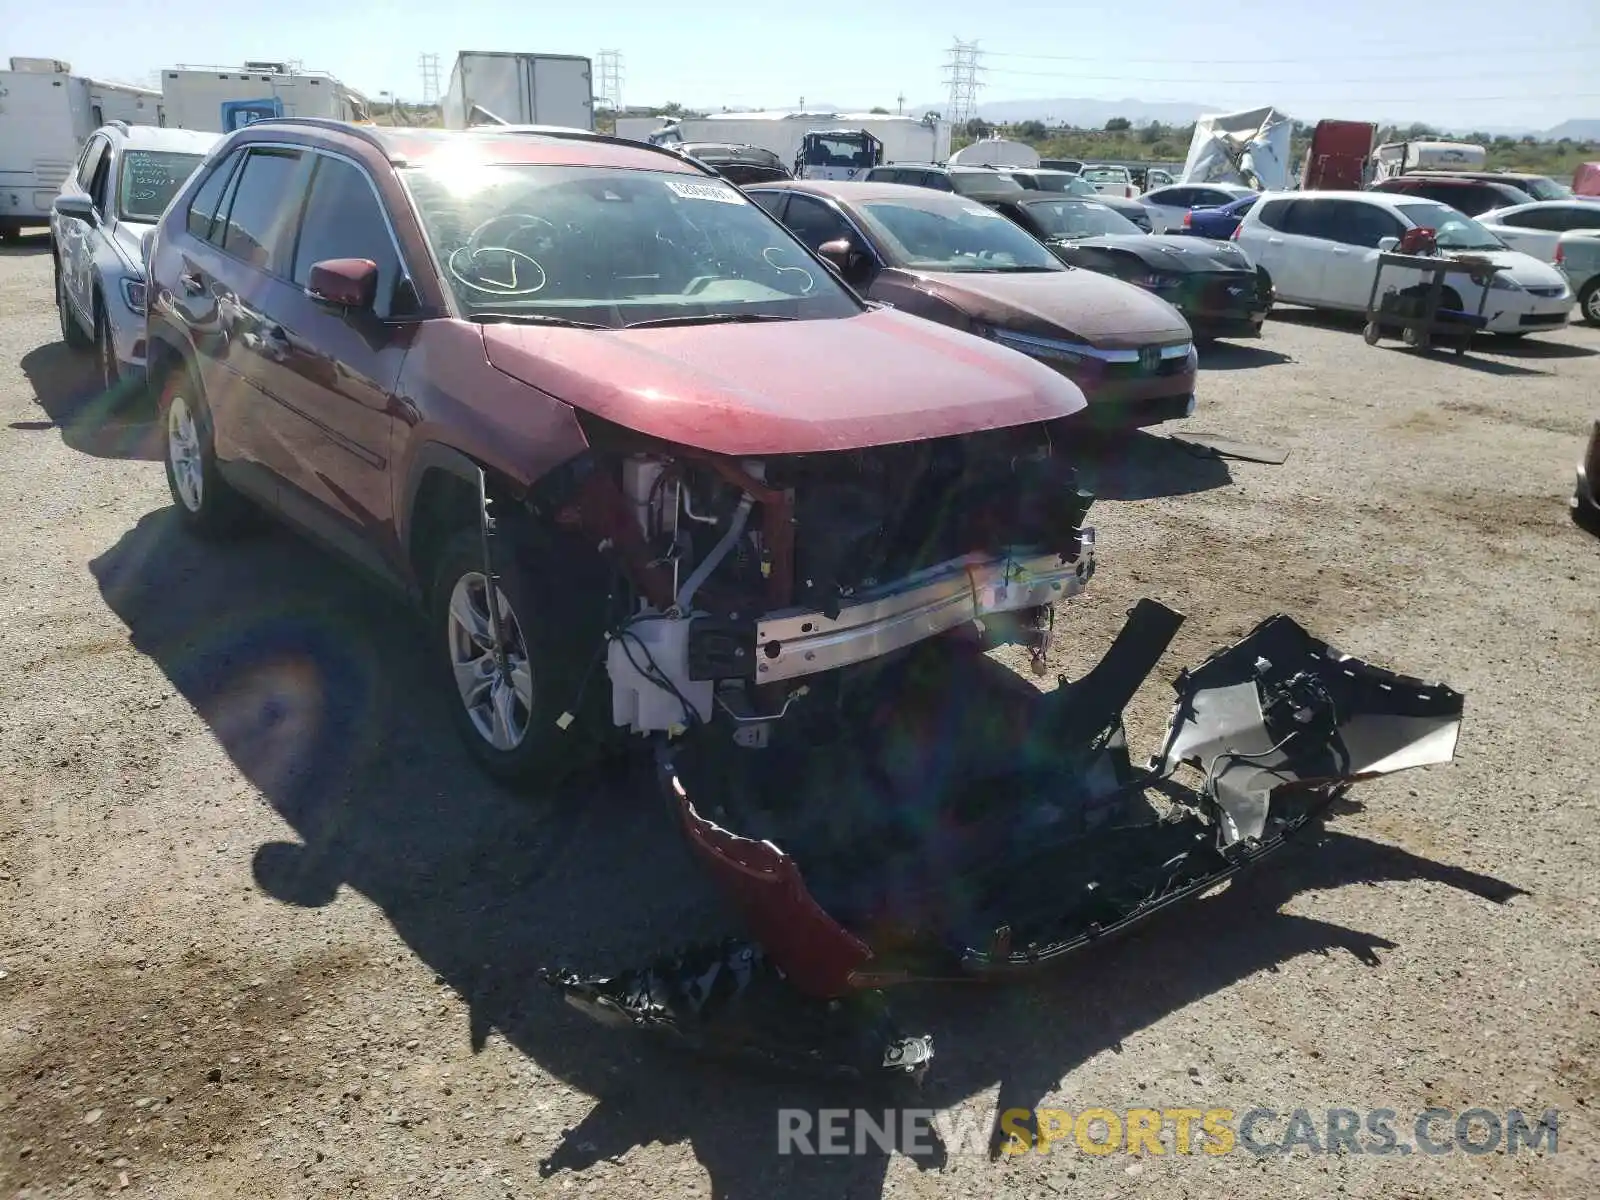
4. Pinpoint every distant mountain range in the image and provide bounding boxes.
[690,96,1598,142]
